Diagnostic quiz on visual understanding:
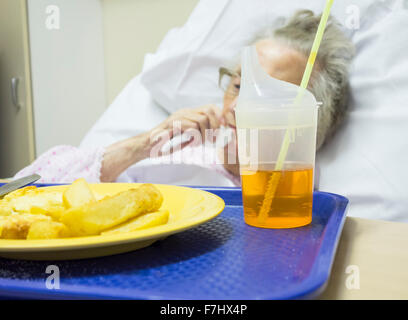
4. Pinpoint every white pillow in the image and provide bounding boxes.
[317,6,408,222]
[140,0,408,222]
